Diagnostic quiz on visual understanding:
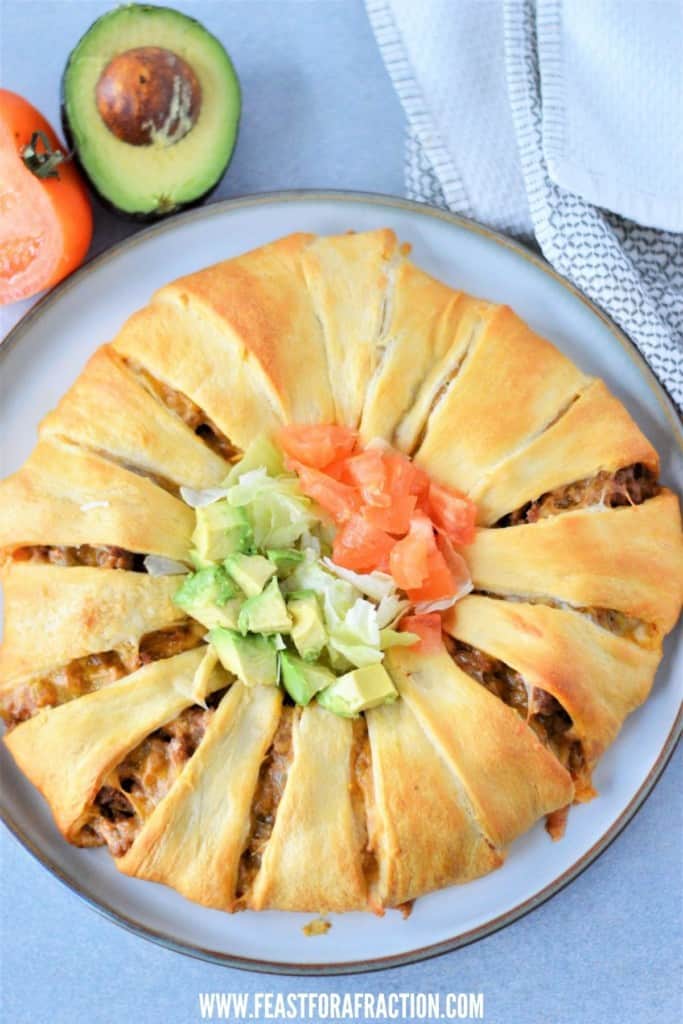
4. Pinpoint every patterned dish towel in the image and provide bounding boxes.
[366,0,683,407]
